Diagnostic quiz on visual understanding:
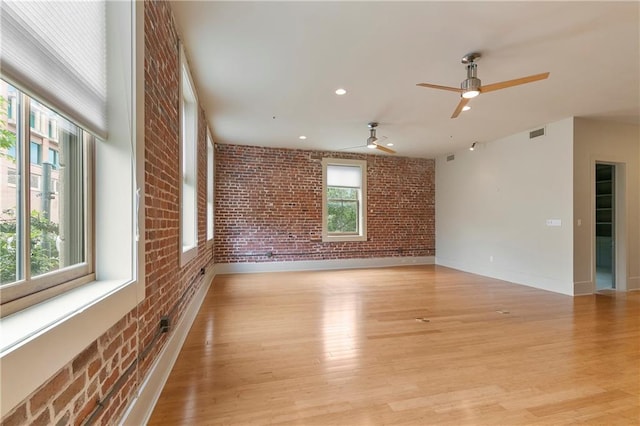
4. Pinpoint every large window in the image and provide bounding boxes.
[0,80,93,305]
[180,46,198,265]
[321,158,367,242]
[206,130,214,244]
